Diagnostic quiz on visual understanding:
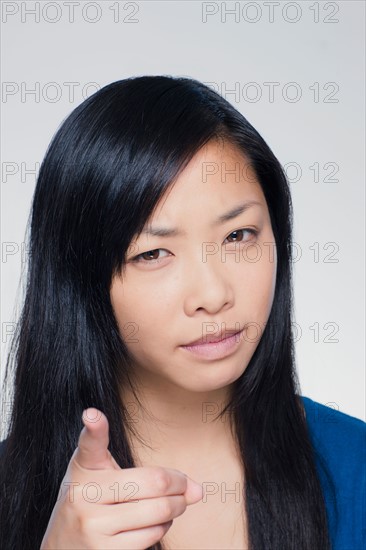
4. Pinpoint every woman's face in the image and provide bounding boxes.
[110,139,277,393]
